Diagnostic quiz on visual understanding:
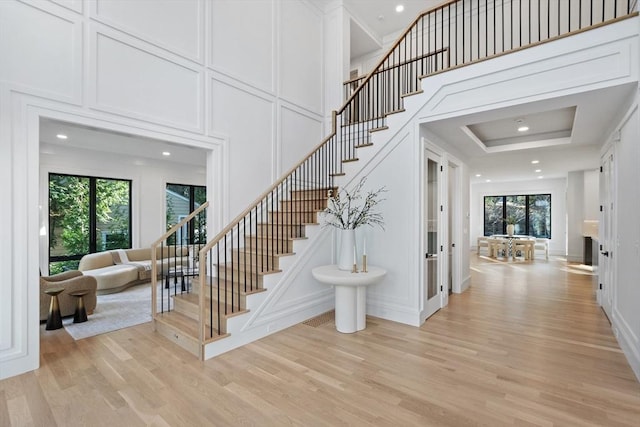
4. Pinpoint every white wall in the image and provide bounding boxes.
[608,96,640,381]
[583,169,600,220]
[567,170,585,262]
[0,0,327,380]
